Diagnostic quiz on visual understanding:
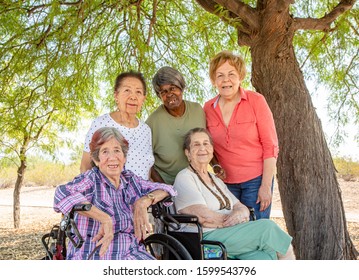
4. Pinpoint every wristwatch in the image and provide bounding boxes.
[146,193,156,204]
